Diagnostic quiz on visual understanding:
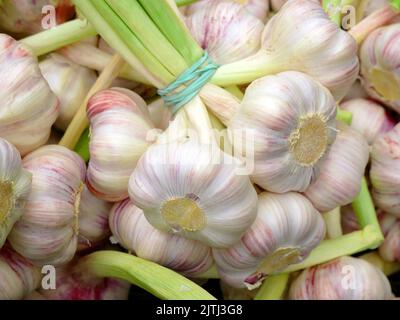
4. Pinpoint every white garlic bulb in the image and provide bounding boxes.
[370,123,400,217]
[379,220,400,262]
[340,99,395,144]
[0,138,31,248]
[213,192,325,289]
[185,1,264,64]
[228,71,337,193]
[0,34,59,156]
[8,145,86,266]
[360,23,400,114]
[86,88,155,202]
[128,139,258,248]
[289,256,394,300]
[39,53,97,131]
[109,199,213,277]
[304,123,370,212]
